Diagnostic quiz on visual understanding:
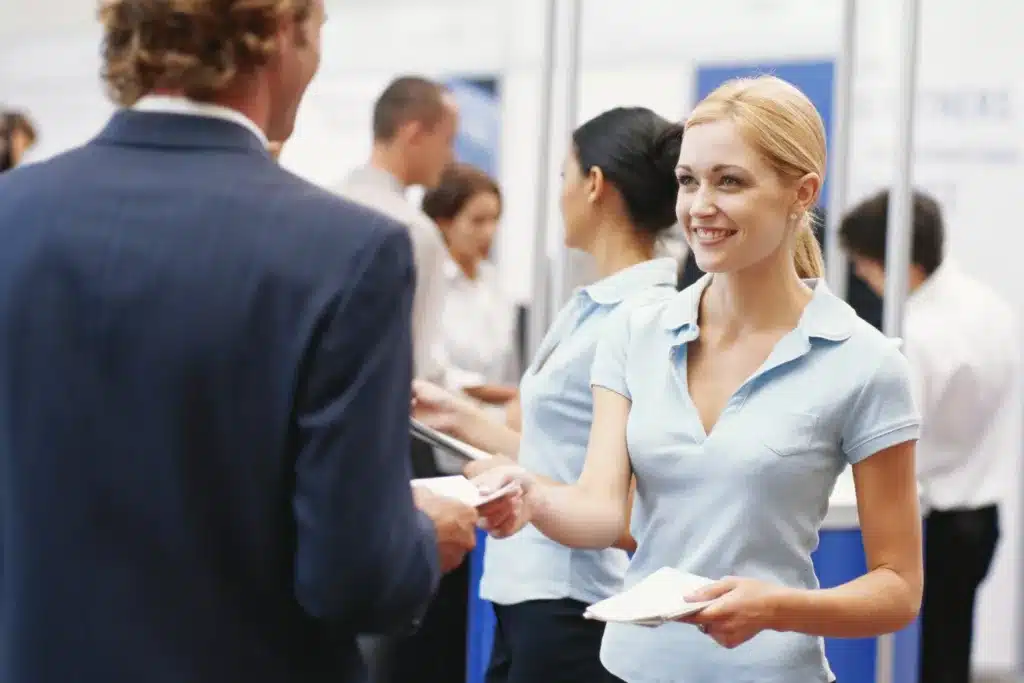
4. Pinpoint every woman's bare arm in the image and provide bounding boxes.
[771,441,922,636]
[463,384,519,406]
[525,387,635,549]
[451,404,521,458]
